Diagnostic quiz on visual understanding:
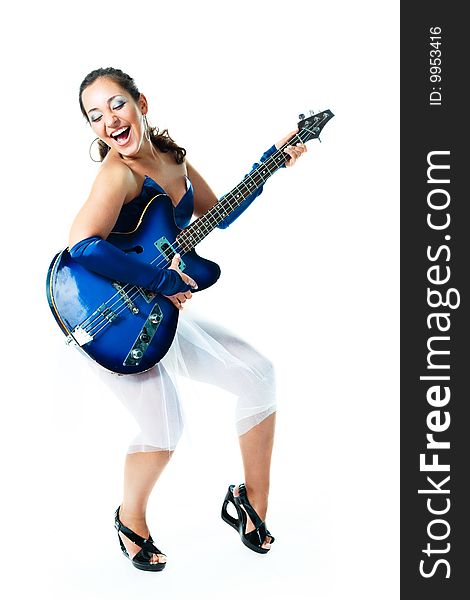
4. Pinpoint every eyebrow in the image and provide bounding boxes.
[87,95,125,114]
